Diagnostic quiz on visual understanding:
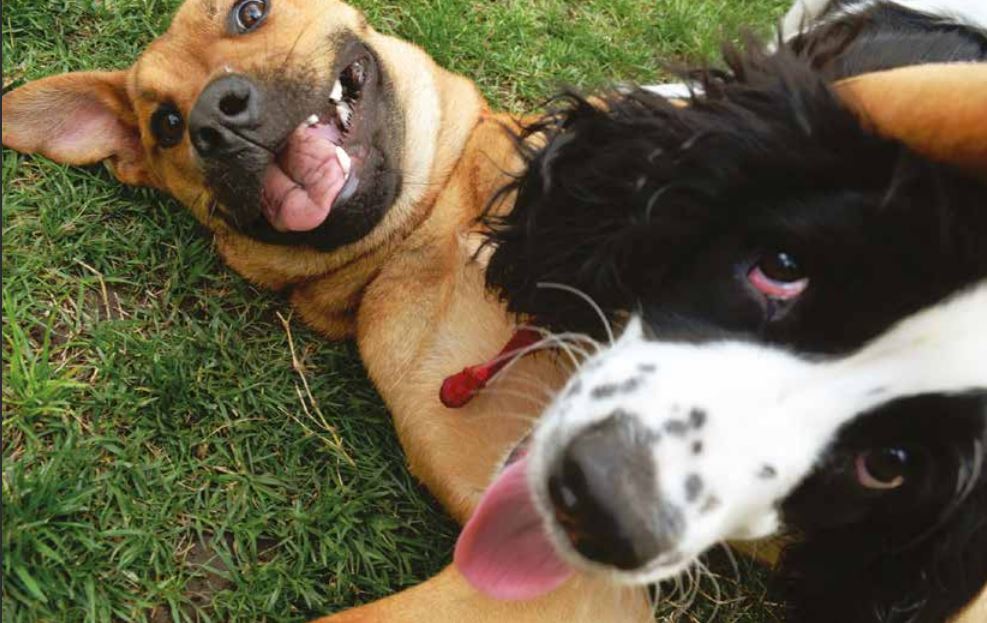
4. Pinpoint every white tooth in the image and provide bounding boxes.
[335,145,351,175]
[338,102,352,128]
[306,114,320,126]
[330,79,343,102]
